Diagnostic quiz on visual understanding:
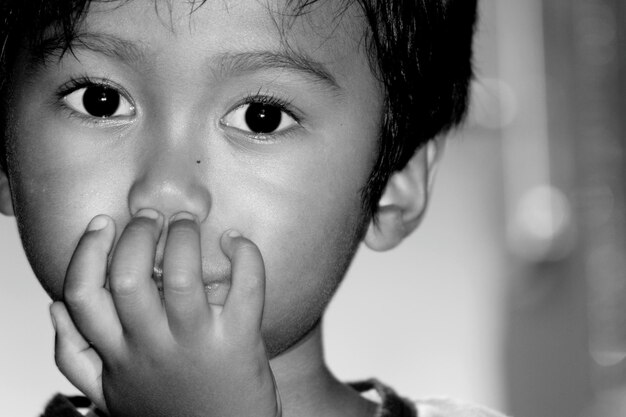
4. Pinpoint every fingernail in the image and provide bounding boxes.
[49,304,57,331]
[170,211,196,223]
[226,229,241,238]
[136,208,161,221]
[87,215,109,232]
